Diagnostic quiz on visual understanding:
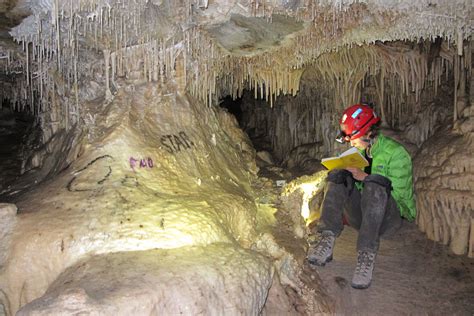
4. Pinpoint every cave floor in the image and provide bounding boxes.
[307,224,474,315]
[264,168,474,316]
